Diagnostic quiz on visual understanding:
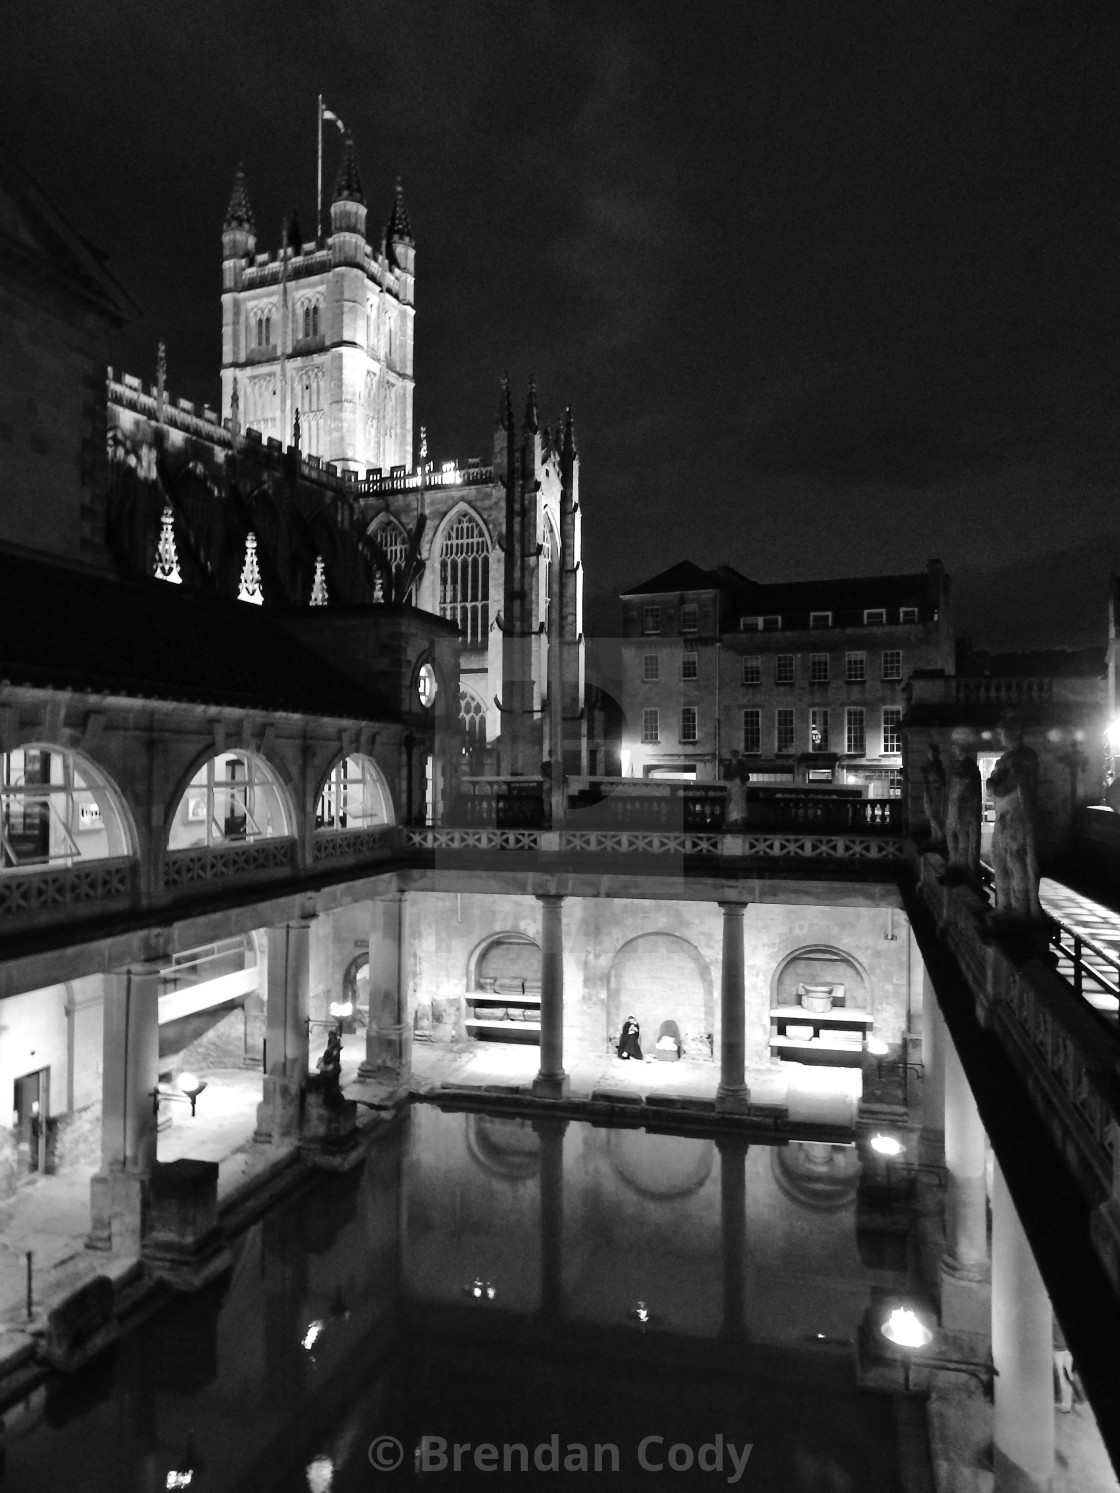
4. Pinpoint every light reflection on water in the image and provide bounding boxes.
[1,1109,910,1493]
